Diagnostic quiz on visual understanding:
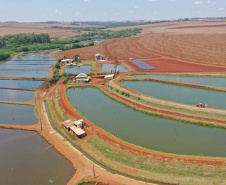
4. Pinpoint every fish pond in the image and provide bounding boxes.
[120,81,226,110]
[133,74,226,88]
[0,80,44,89]
[0,103,37,125]
[0,65,52,70]
[0,89,34,102]
[65,65,92,74]
[0,129,75,185]
[0,70,48,78]
[102,64,128,72]
[67,87,226,157]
